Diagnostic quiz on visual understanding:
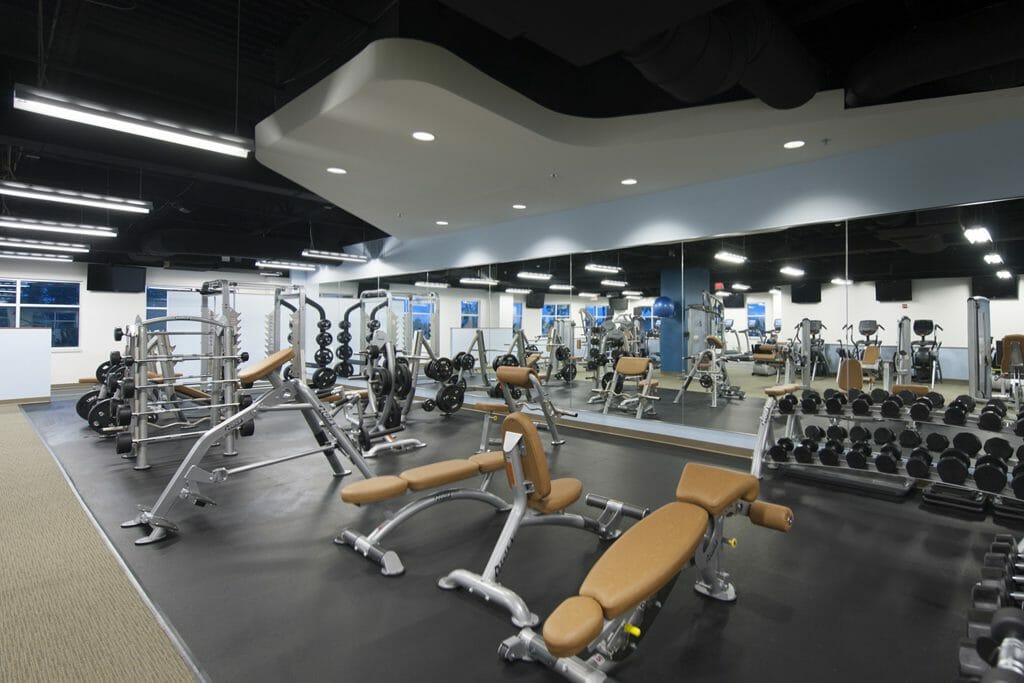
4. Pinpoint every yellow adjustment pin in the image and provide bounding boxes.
[726,537,738,548]
[623,624,641,638]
